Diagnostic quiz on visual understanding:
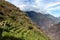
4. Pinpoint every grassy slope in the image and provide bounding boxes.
[0,0,50,40]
